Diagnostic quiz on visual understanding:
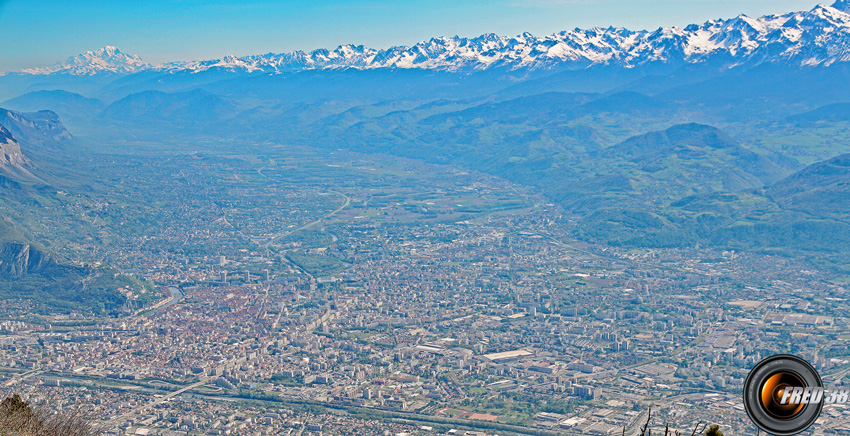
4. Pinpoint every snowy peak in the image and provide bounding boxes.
[17,3,850,76]
[161,4,850,72]
[22,46,150,75]
[213,54,257,71]
[802,4,850,26]
[155,53,265,74]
